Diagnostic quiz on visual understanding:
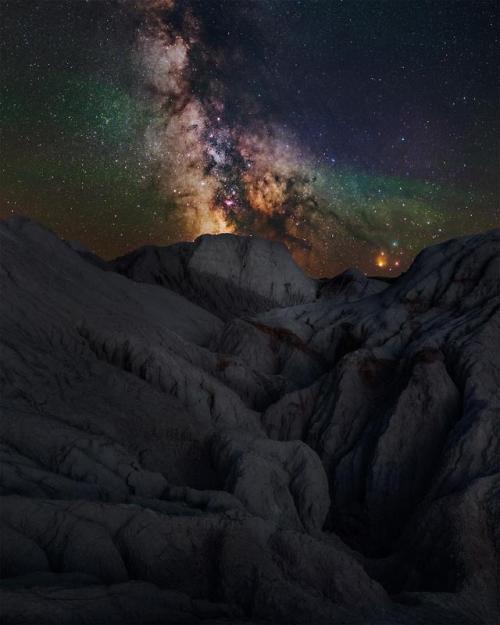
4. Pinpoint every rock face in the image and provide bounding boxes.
[0,216,499,624]
[112,233,318,318]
